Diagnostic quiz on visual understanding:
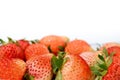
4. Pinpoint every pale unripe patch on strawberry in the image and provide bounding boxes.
[26,54,53,80]
[60,36,69,43]
[0,58,26,80]
[59,54,92,80]
[80,51,102,66]
[12,58,26,73]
